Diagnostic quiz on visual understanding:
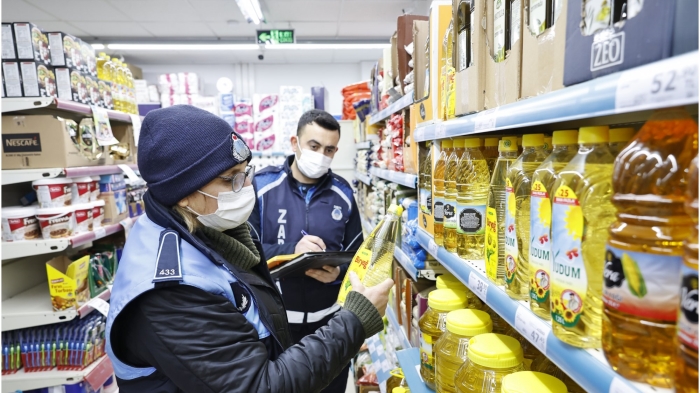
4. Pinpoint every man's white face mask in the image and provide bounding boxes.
[295,139,333,179]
